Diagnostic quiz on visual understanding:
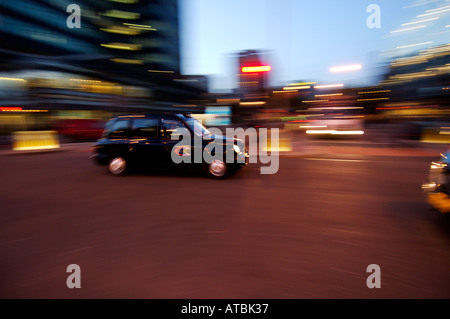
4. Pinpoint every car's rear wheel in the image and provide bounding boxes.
[108,156,128,175]
[206,159,228,179]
